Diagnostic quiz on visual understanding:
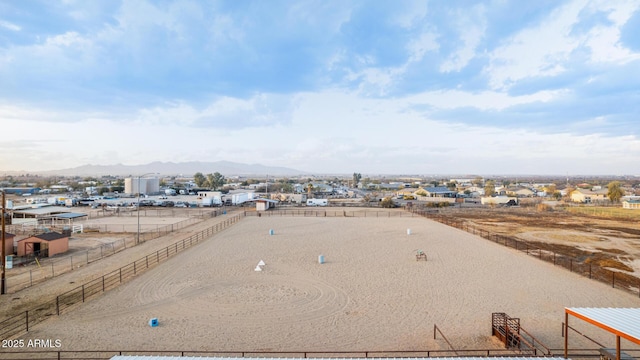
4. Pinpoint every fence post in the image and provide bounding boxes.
[70,256,73,271]
[25,310,28,332]
[612,272,615,288]
[56,296,59,315]
[52,263,55,277]
[82,285,85,302]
